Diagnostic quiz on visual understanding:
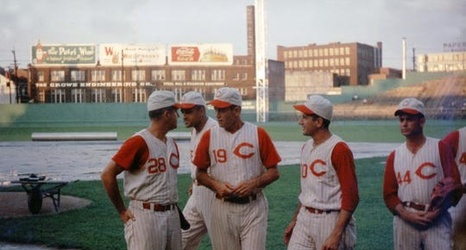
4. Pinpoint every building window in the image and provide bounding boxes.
[191,70,206,81]
[329,48,334,56]
[112,70,122,81]
[239,88,247,95]
[211,69,225,80]
[172,70,186,81]
[151,70,165,80]
[132,88,147,103]
[91,89,106,103]
[131,70,145,81]
[345,57,350,66]
[91,70,105,81]
[71,89,84,103]
[51,89,66,103]
[37,71,45,82]
[233,73,240,80]
[71,70,86,81]
[51,70,65,81]
[345,47,350,55]
[241,73,248,80]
